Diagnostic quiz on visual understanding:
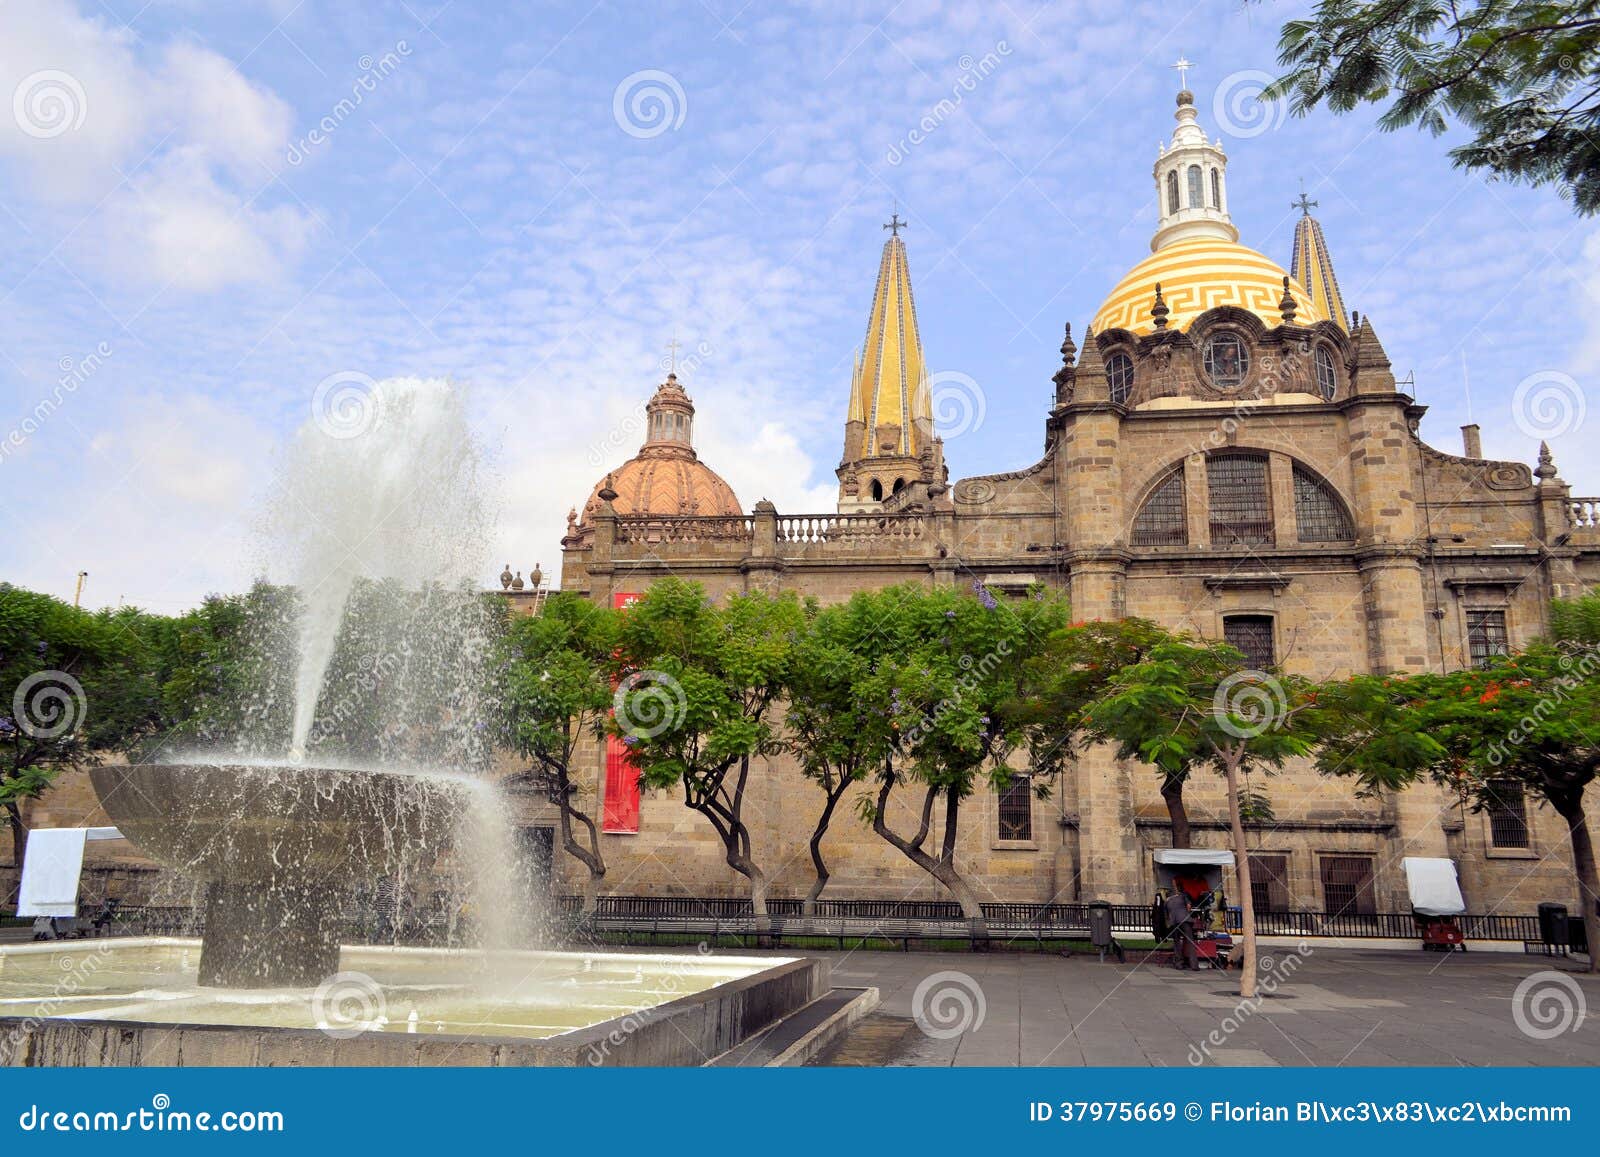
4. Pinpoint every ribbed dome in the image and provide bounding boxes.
[1091,238,1325,337]
[580,373,742,523]
[583,454,742,521]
